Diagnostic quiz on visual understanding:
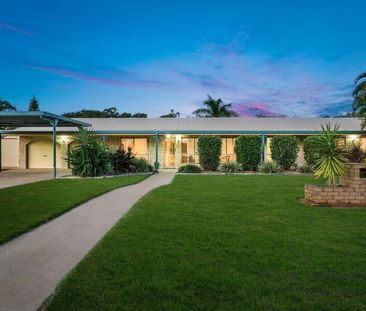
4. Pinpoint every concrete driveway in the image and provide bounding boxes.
[0,169,72,189]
